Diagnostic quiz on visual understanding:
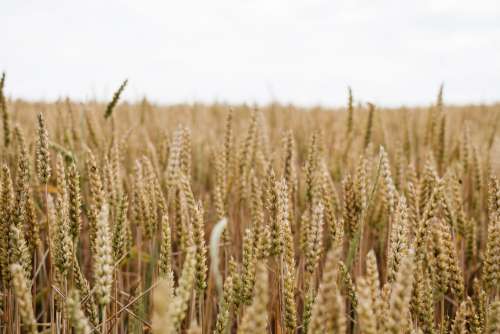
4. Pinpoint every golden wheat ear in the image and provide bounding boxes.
[10,263,37,334]
[35,112,51,184]
[66,290,93,334]
[152,277,175,334]
[237,261,269,334]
